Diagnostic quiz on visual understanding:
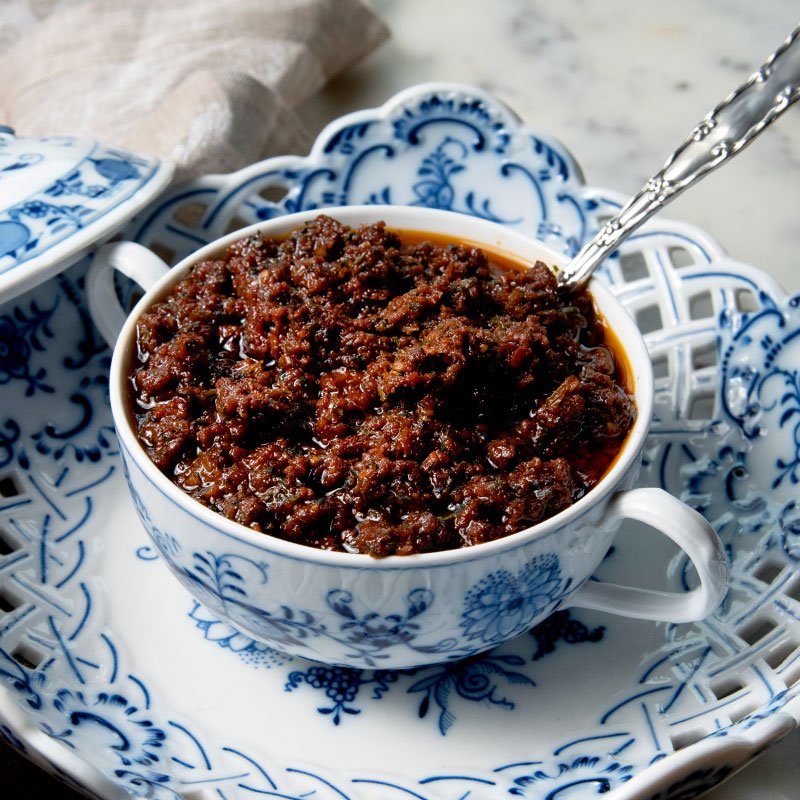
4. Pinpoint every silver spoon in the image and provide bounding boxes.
[557,23,800,293]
